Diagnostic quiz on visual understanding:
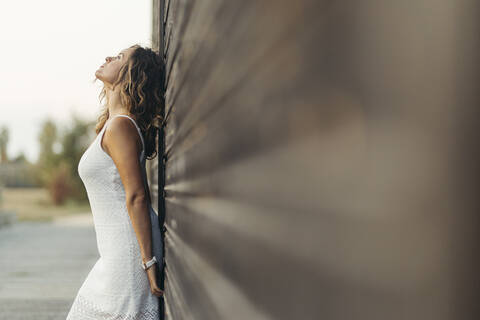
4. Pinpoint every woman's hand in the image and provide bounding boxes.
[146,265,164,297]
